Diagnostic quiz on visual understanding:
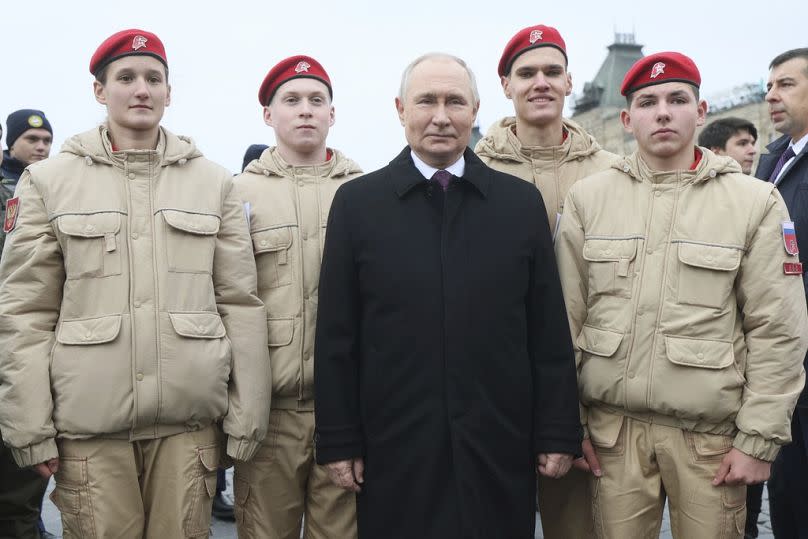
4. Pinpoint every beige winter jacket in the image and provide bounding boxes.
[475,117,619,231]
[233,147,361,410]
[555,149,808,461]
[0,126,270,466]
